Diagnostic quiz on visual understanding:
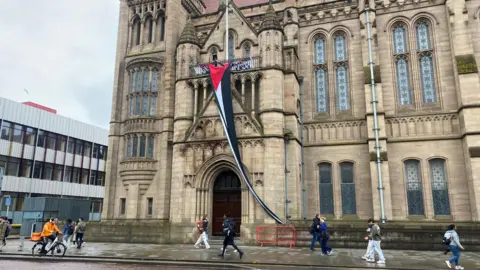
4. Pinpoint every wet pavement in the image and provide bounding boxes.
[1,238,479,270]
